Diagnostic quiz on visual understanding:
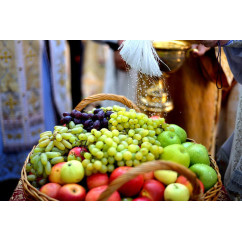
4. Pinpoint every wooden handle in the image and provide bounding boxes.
[98,160,203,201]
[75,93,141,112]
